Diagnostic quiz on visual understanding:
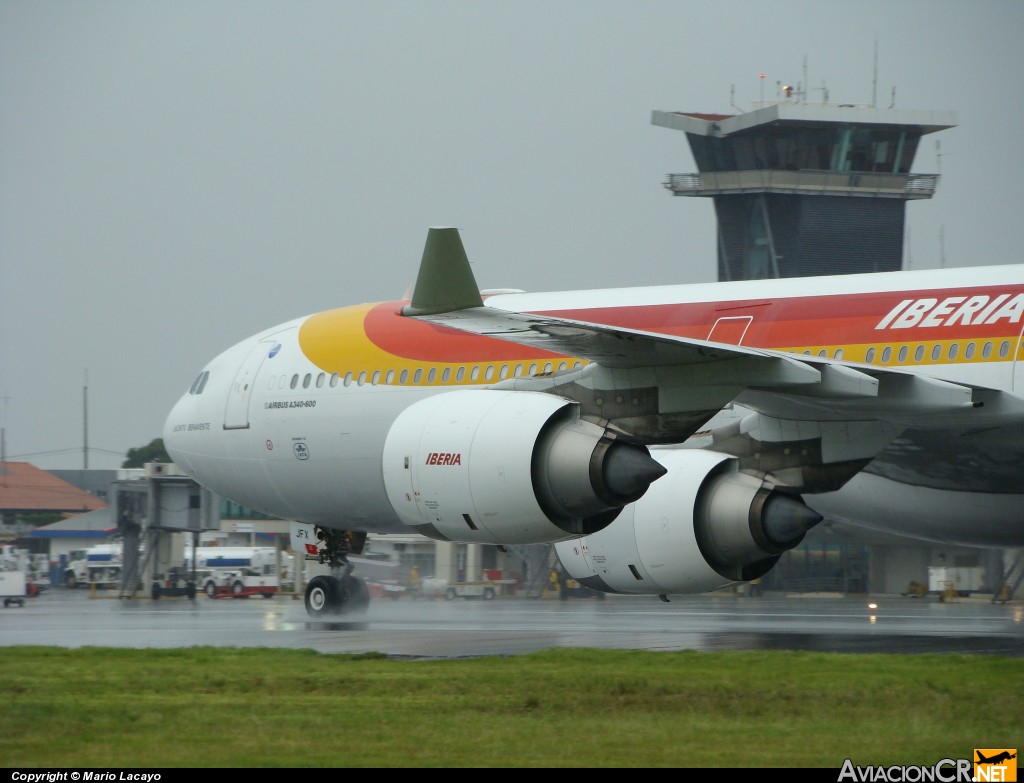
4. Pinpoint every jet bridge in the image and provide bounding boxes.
[113,462,219,599]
